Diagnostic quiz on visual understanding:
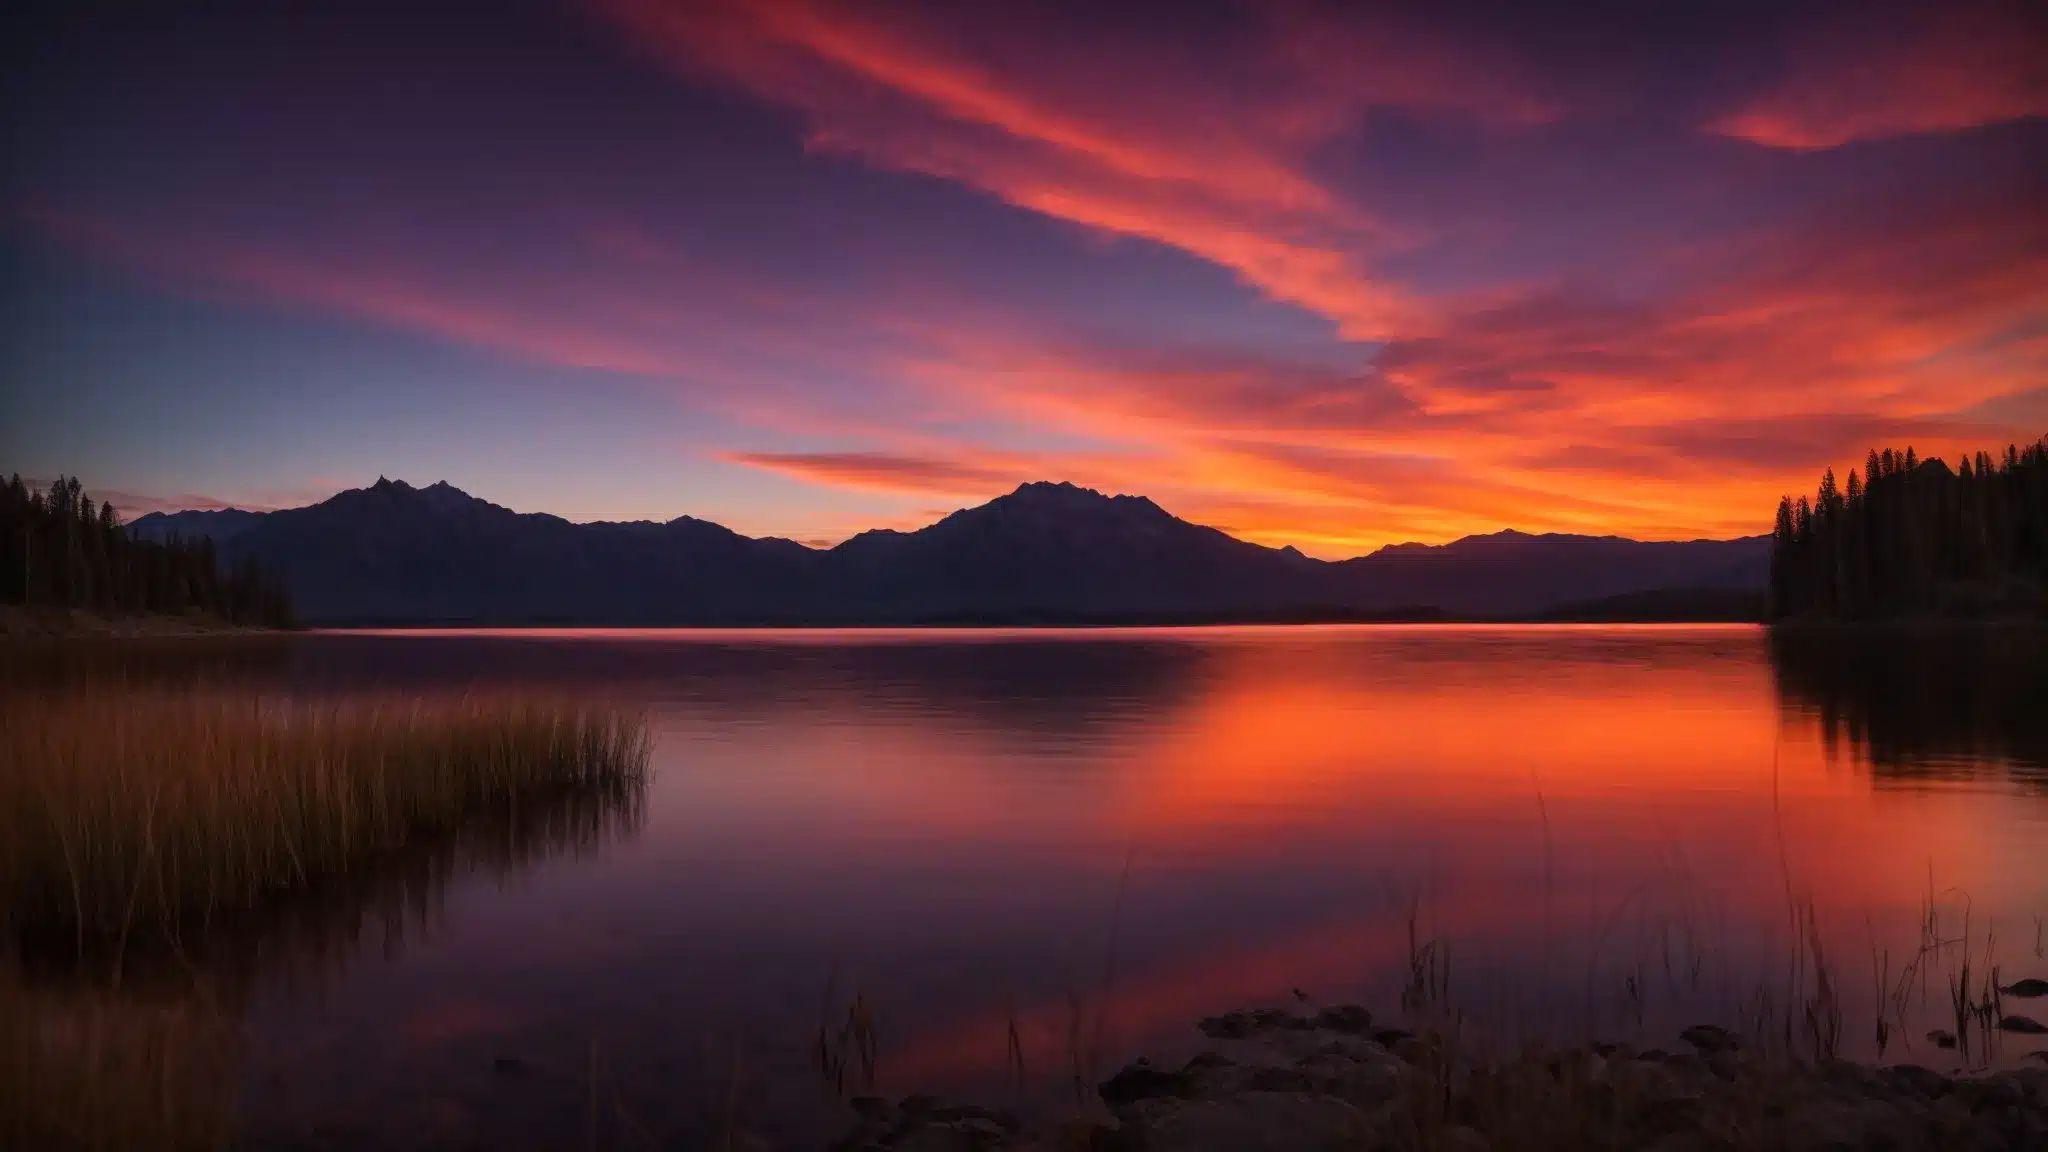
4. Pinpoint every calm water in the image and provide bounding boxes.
[56,626,2048,1145]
